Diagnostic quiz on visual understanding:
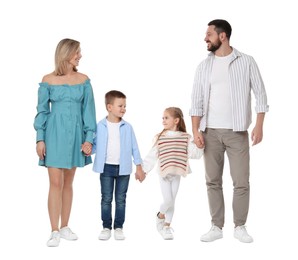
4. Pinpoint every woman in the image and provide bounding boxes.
[34,38,96,247]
